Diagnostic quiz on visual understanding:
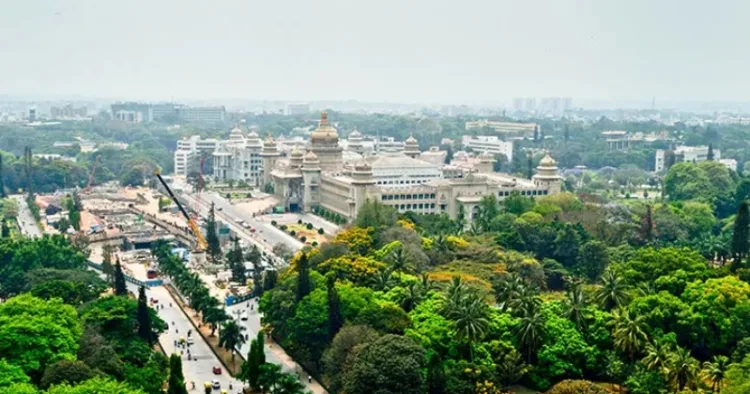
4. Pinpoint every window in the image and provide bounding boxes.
[430,203,436,209]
